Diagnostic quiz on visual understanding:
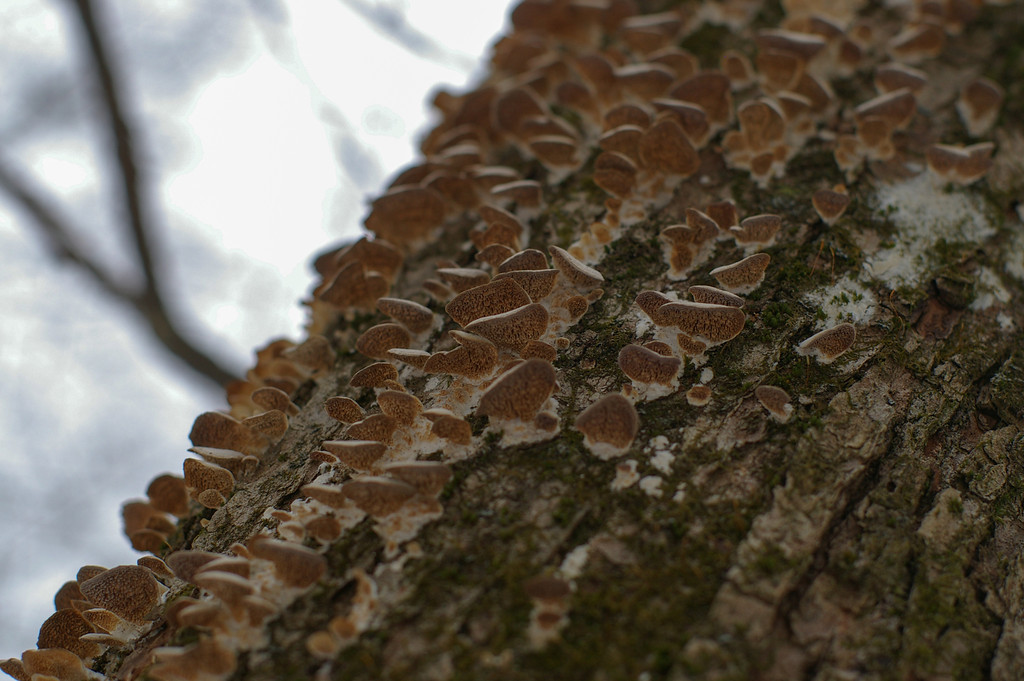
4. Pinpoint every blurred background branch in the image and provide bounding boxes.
[0,0,510,657]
